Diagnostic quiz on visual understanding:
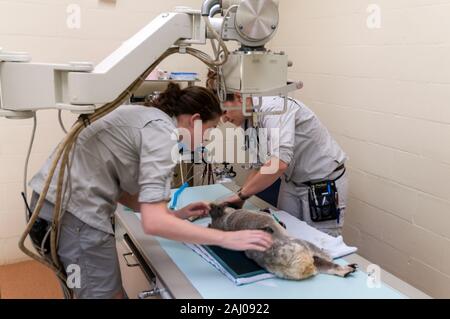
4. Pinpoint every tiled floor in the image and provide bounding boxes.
[0,260,63,299]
